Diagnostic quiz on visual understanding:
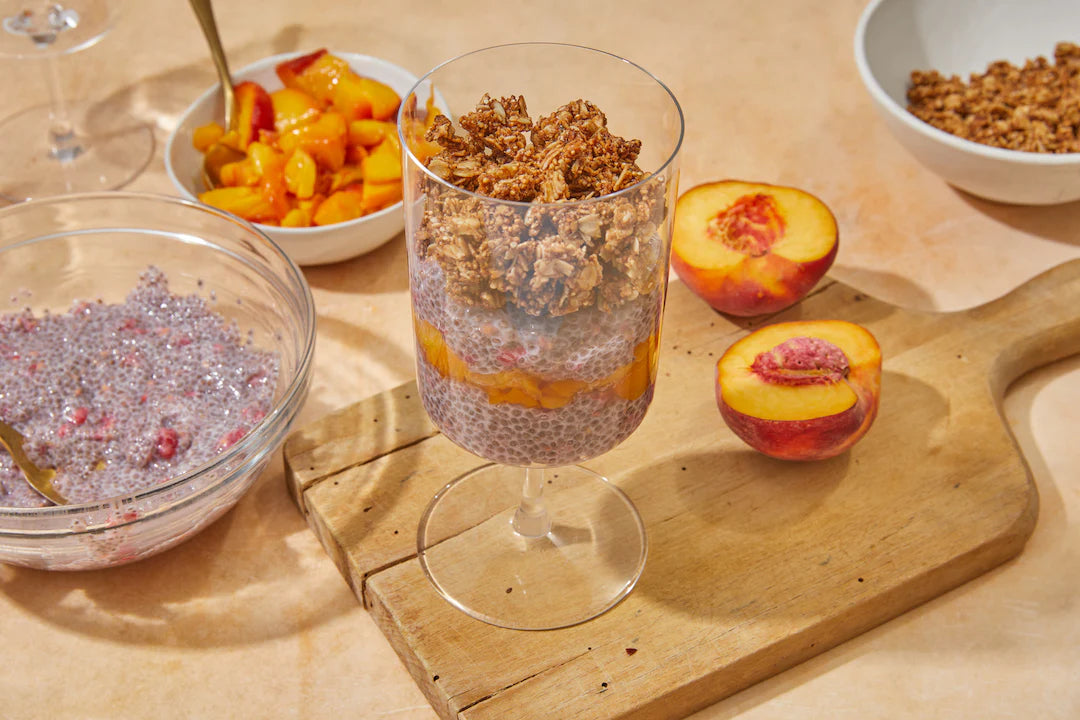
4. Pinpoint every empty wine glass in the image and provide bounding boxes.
[0,0,153,201]
[400,43,683,630]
